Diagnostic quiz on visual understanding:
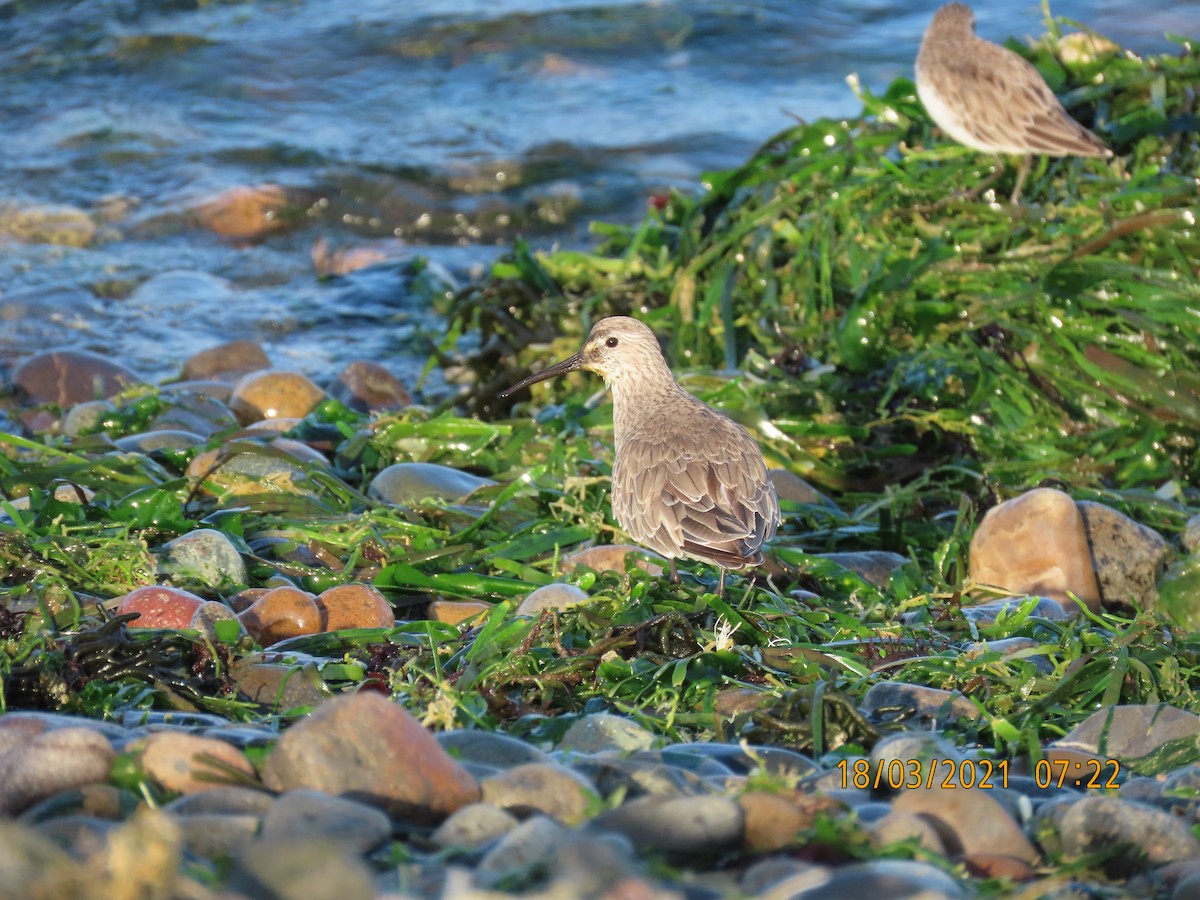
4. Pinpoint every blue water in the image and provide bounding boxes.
[0,0,1194,389]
